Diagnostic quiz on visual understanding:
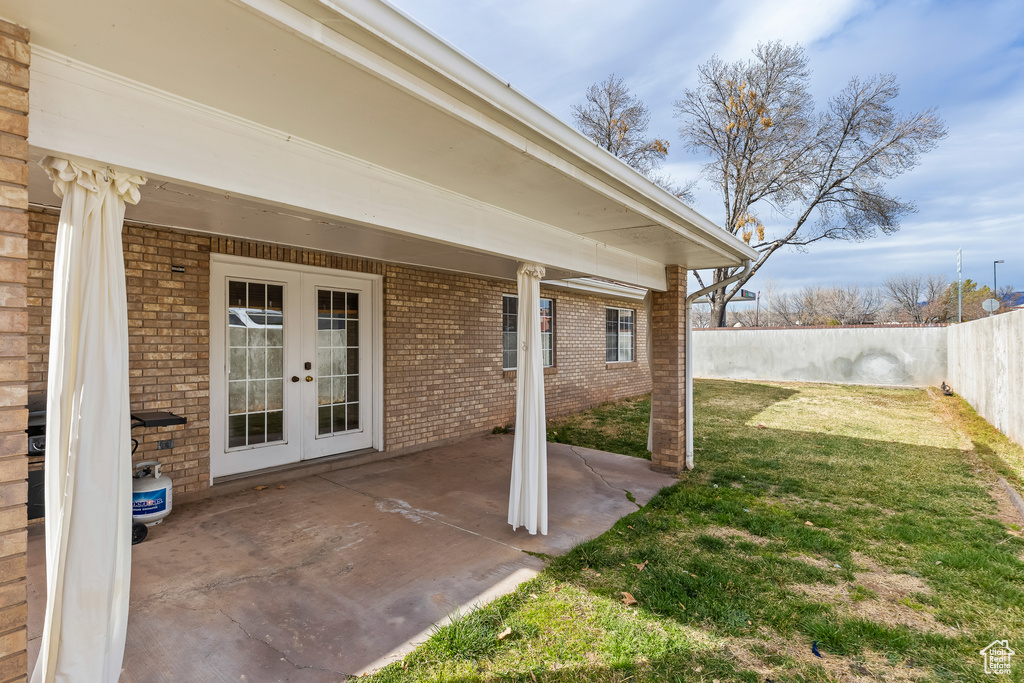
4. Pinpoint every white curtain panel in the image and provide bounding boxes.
[33,157,145,683]
[508,262,548,535]
[645,290,654,453]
